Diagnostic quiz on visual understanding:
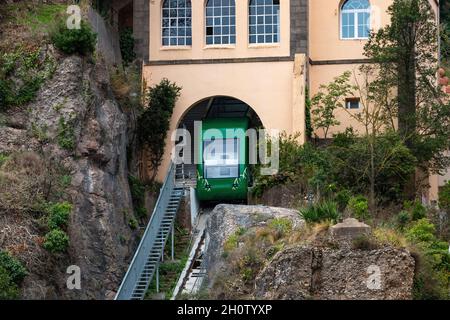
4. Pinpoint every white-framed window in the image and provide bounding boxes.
[346,97,361,109]
[341,0,370,39]
[162,0,192,46]
[249,0,280,44]
[206,0,236,45]
[203,138,239,179]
